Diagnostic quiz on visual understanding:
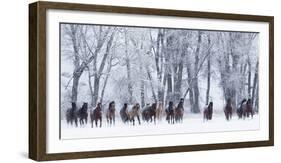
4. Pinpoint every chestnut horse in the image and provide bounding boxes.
[156,102,164,121]
[224,98,232,121]
[106,101,116,125]
[90,103,102,128]
[203,102,213,121]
